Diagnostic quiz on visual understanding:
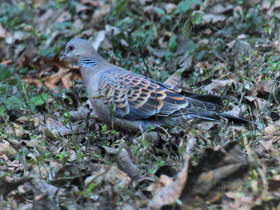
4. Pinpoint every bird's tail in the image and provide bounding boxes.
[188,112,254,124]
[219,113,253,124]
